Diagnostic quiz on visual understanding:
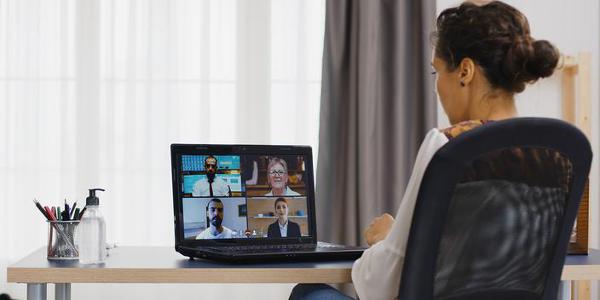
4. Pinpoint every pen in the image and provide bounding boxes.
[44,206,53,220]
[33,199,50,220]
[44,205,56,256]
[44,206,55,221]
[70,202,77,219]
[57,207,62,221]
[64,199,70,219]
[61,207,70,221]
[79,207,87,220]
[51,207,57,220]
